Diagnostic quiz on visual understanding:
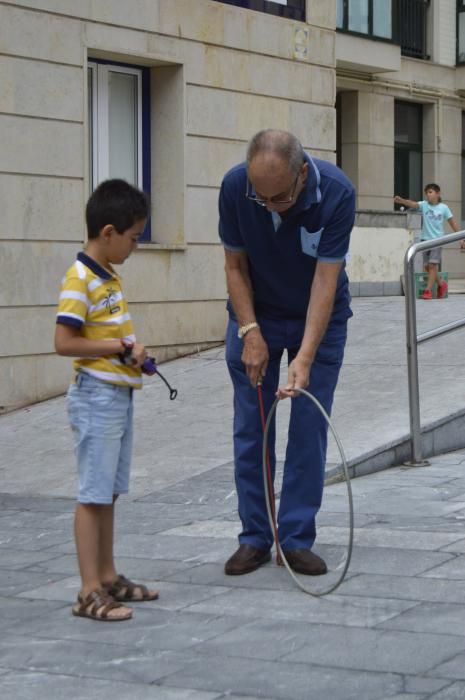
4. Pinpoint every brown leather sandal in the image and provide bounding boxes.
[72,589,132,621]
[102,574,159,602]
